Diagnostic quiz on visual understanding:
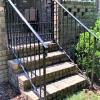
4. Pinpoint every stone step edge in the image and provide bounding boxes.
[8,51,67,73]
[18,62,77,90]
[8,41,59,59]
[10,41,55,50]
[22,74,86,100]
